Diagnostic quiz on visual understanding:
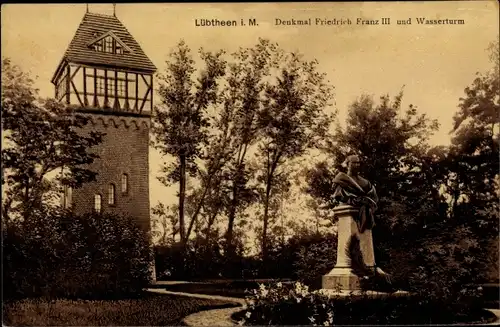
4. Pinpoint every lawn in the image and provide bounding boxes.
[3,293,238,326]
